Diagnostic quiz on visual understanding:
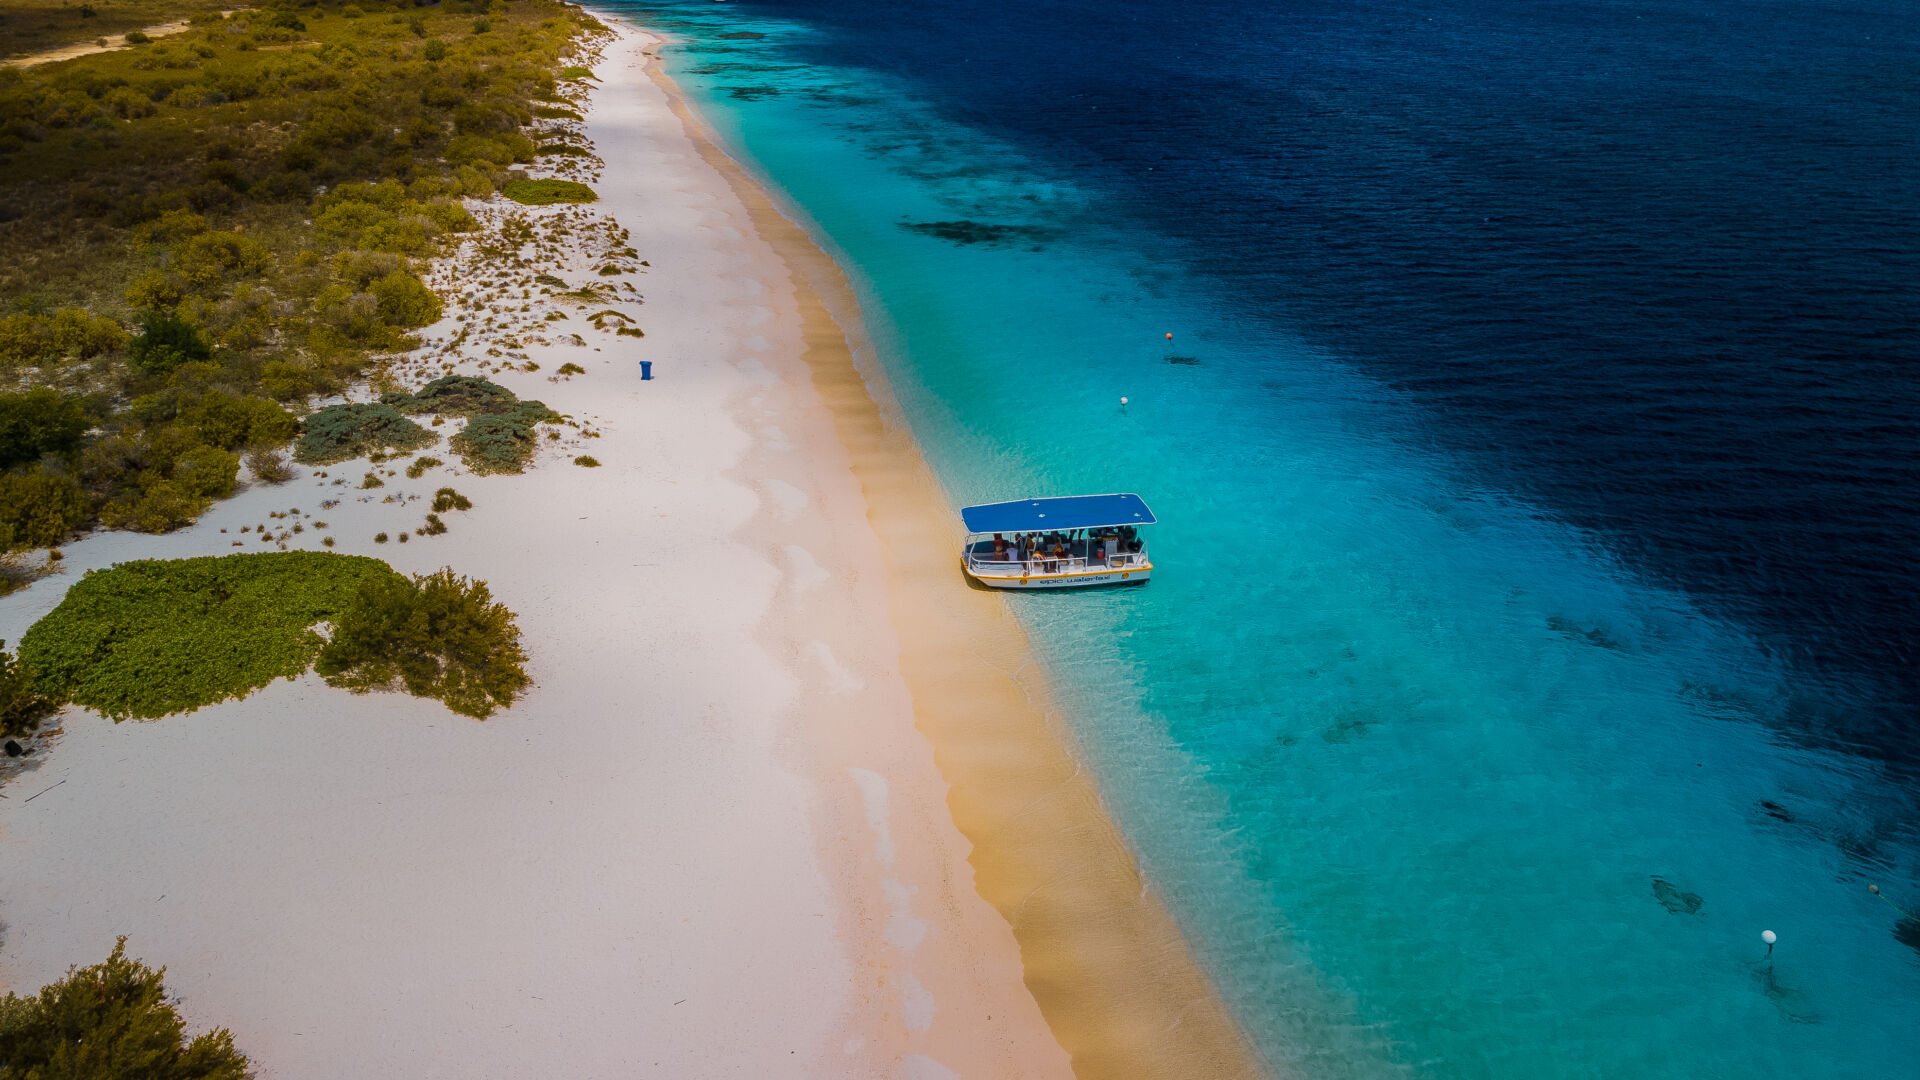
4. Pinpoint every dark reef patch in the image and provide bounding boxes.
[899,219,1059,247]
[1651,877,1704,915]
